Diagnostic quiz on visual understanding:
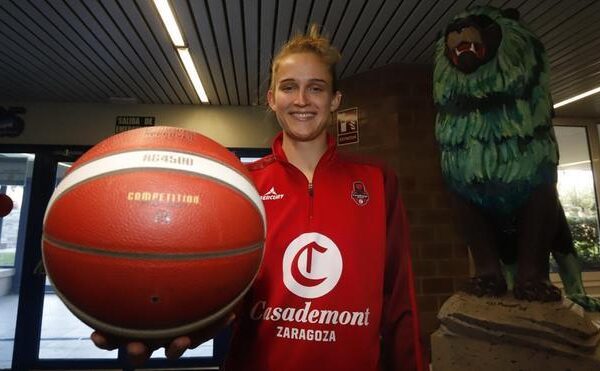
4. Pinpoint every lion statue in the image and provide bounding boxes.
[433,6,599,310]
